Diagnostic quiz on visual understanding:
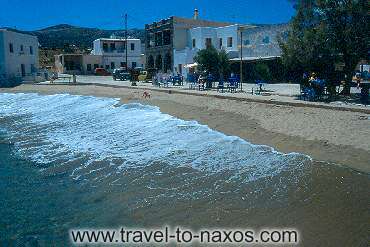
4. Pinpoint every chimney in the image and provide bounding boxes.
[194,9,199,20]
